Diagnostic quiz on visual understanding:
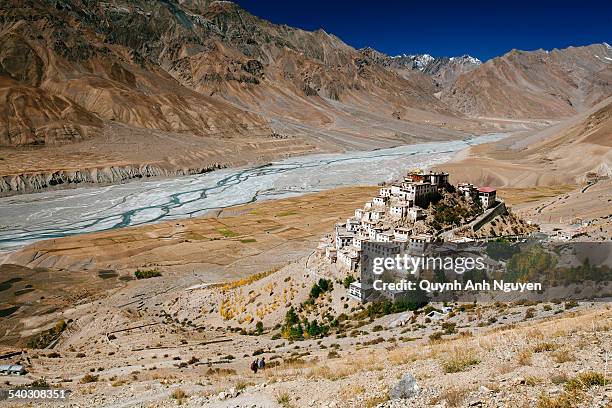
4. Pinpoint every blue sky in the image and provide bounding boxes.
[233,0,612,61]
